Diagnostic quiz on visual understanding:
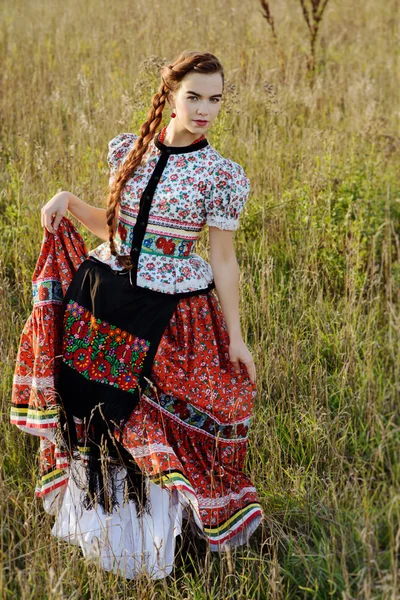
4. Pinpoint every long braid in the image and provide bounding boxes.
[106,87,169,269]
[105,51,224,269]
